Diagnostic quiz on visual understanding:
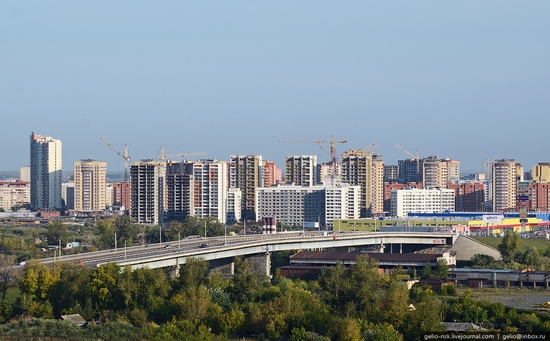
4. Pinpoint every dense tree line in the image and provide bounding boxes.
[470,231,550,270]
[3,252,550,341]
